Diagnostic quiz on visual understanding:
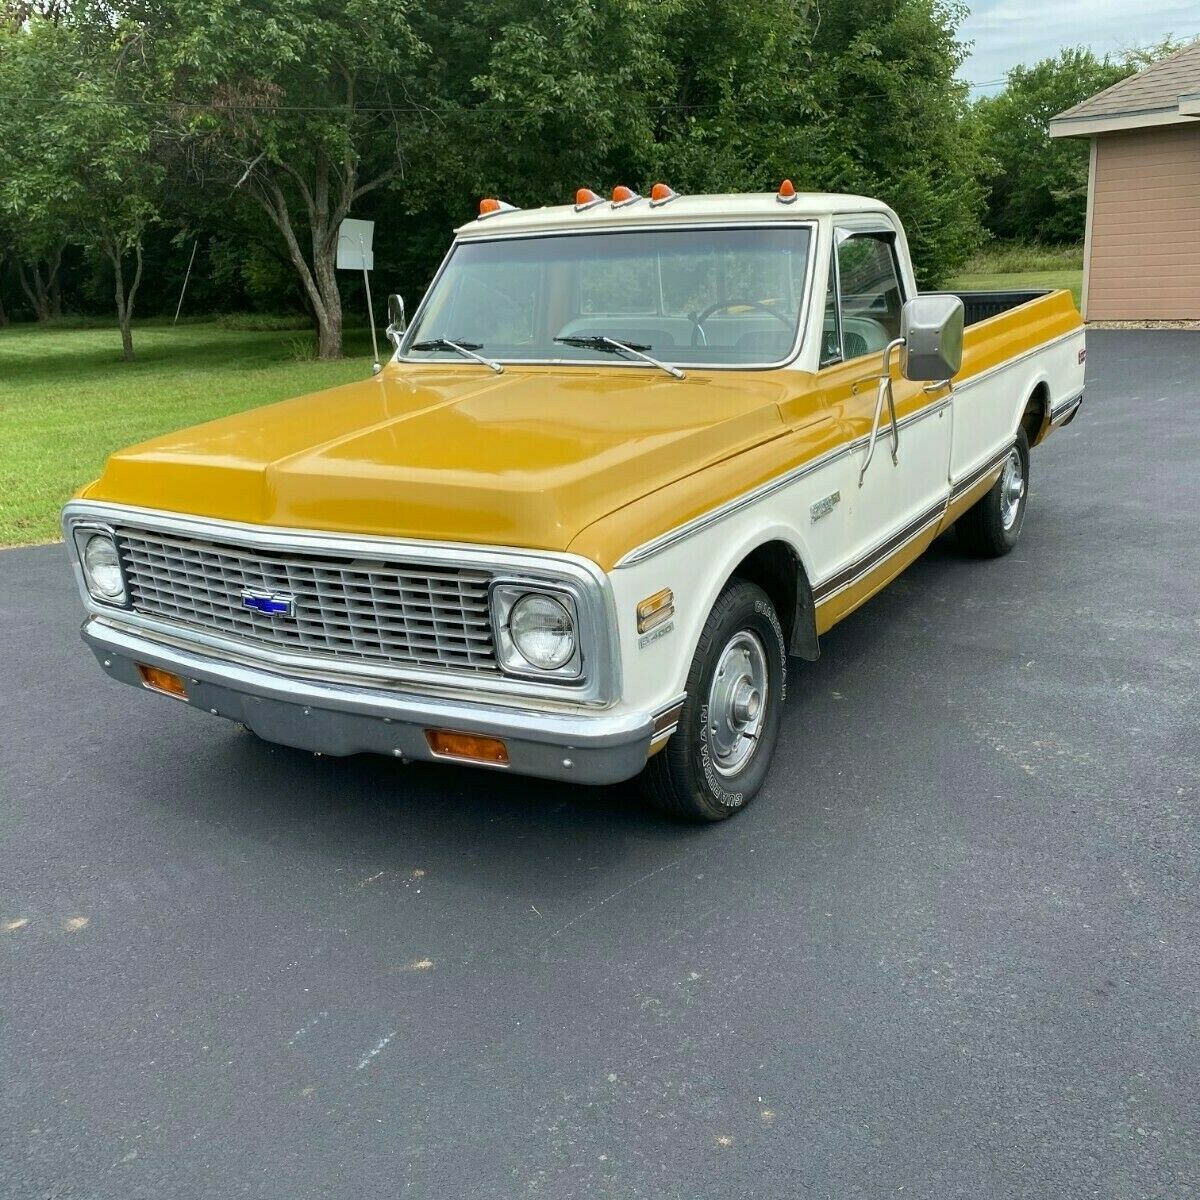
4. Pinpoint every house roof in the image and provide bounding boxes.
[1050,41,1200,137]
